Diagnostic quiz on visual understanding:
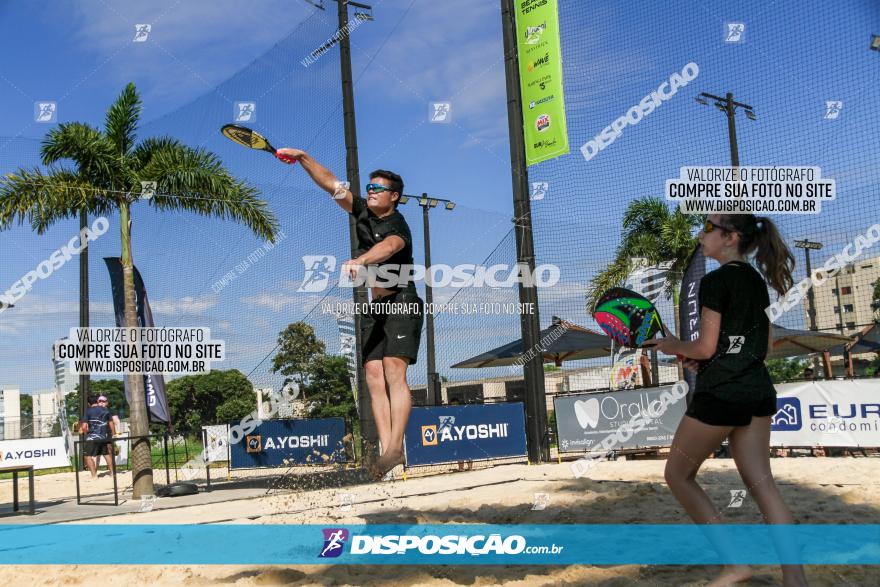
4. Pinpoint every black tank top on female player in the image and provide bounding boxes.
[694,260,776,403]
[349,195,417,295]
